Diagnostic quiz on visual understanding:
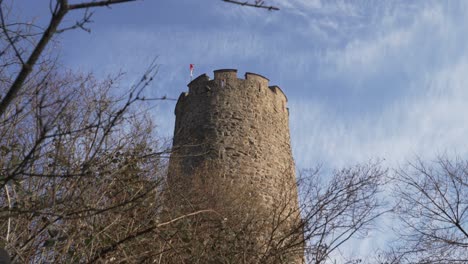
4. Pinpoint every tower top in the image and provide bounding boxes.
[183,69,287,105]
